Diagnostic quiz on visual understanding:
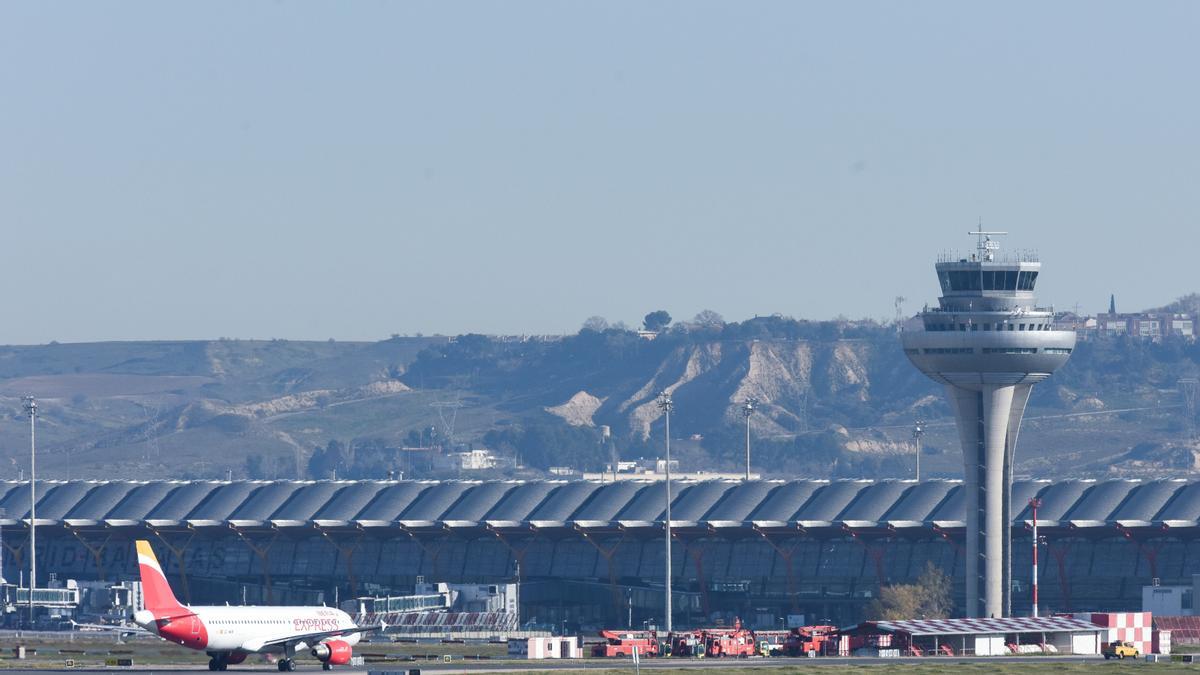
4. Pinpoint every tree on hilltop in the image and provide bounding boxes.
[643,310,672,332]
[692,309,725,329]
[581,316,610,332]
